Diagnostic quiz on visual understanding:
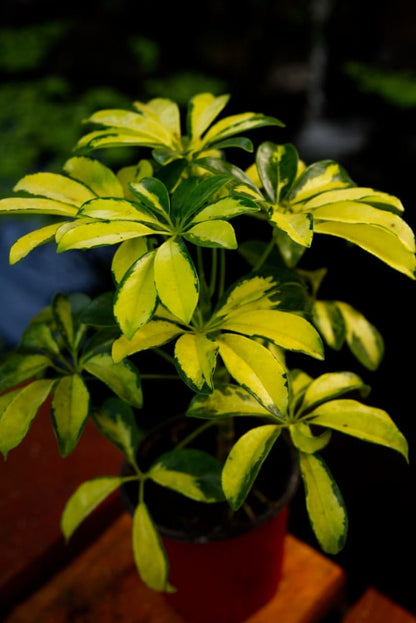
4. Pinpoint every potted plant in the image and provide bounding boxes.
[0,92,413,622]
